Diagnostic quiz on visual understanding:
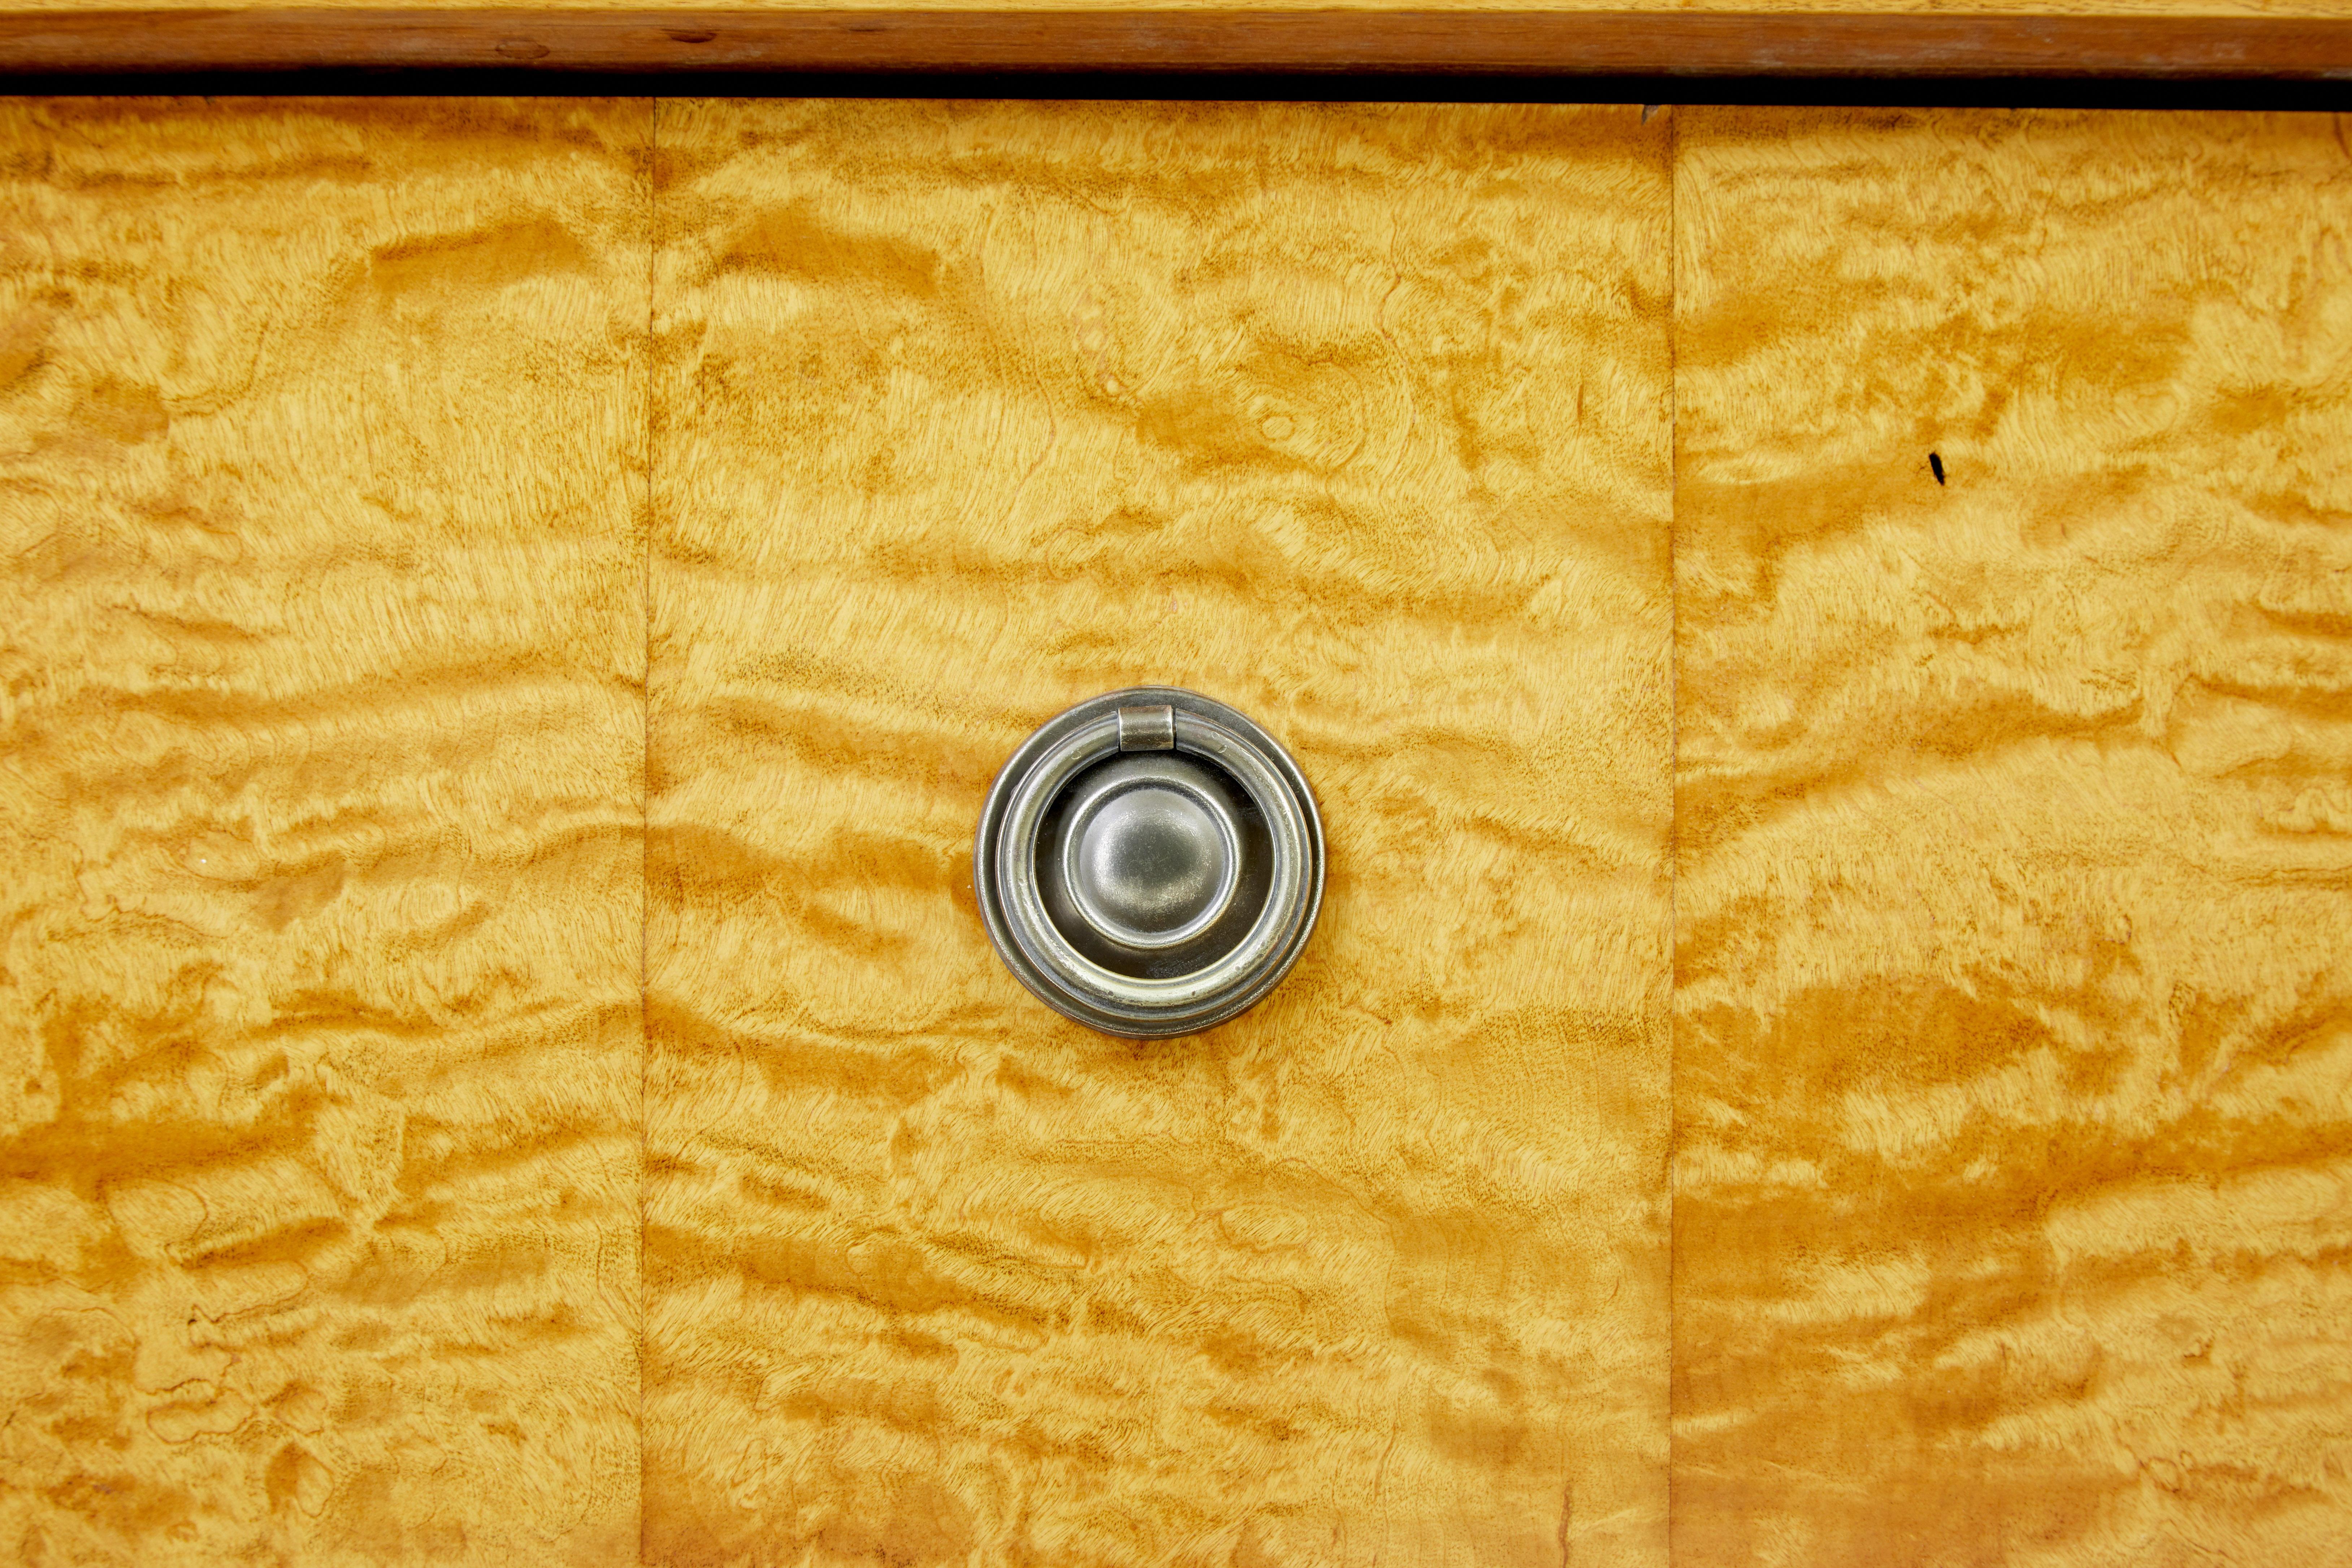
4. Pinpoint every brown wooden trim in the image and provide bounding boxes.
[4,9,2352,78]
